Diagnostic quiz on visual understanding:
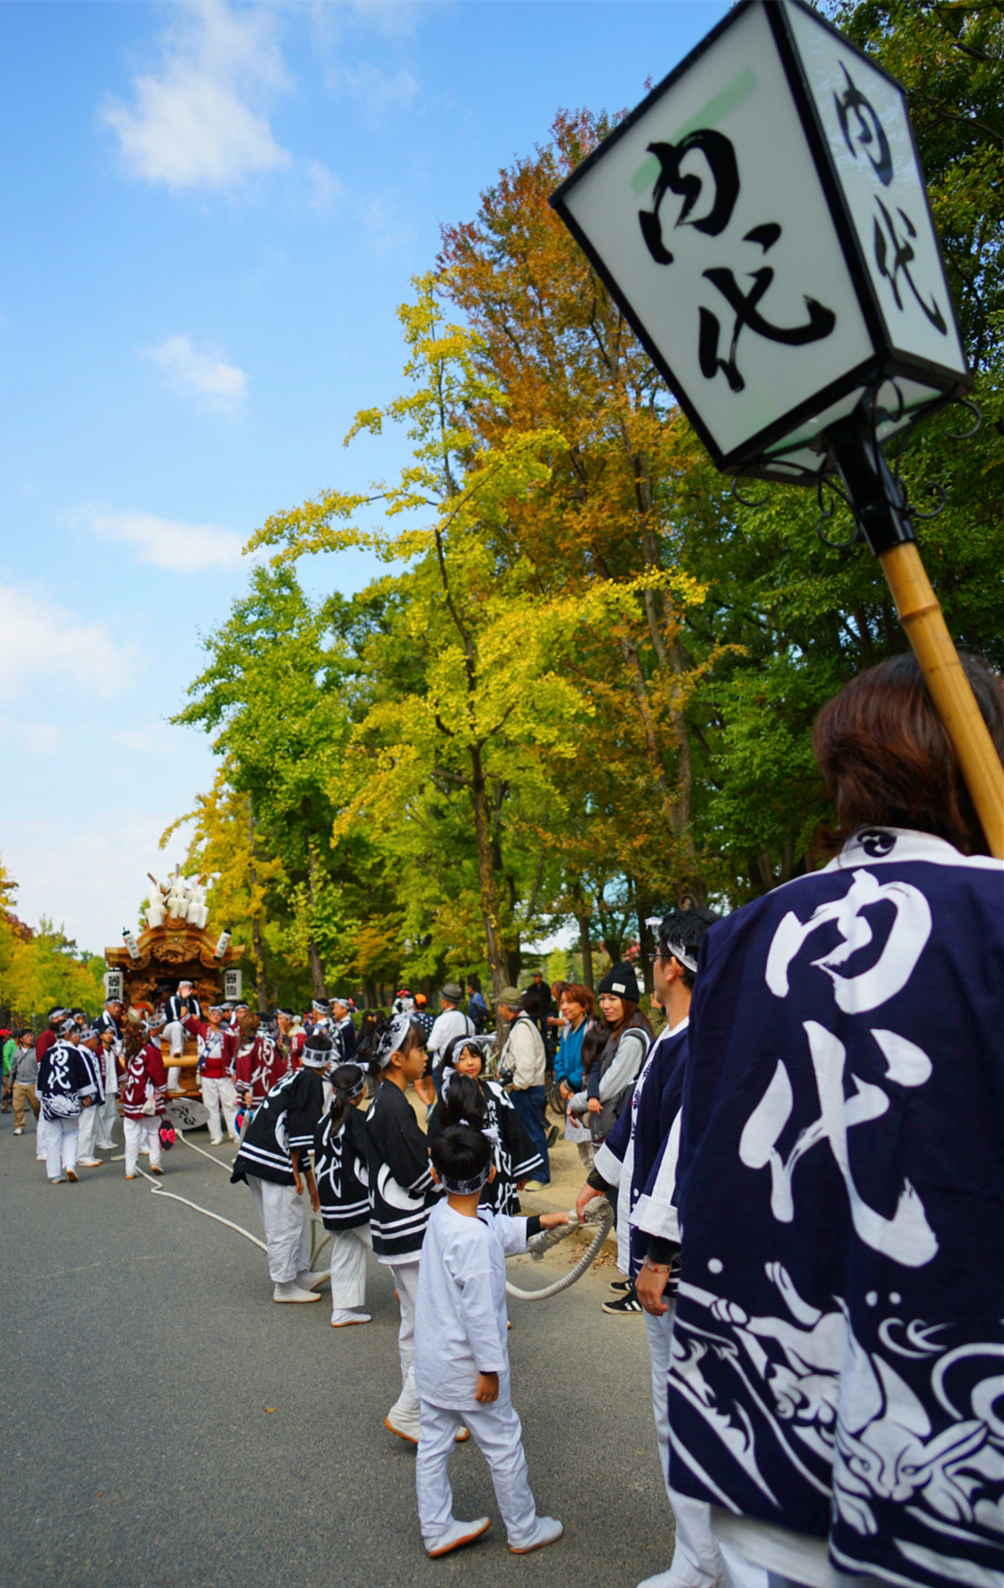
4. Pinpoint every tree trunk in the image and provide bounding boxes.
[247,796,269,1014]
[635,893,655,997]
[576,913,594,990]
[469,744,508,1004]
[362,979,377,1010]
[302,828,328,1000]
